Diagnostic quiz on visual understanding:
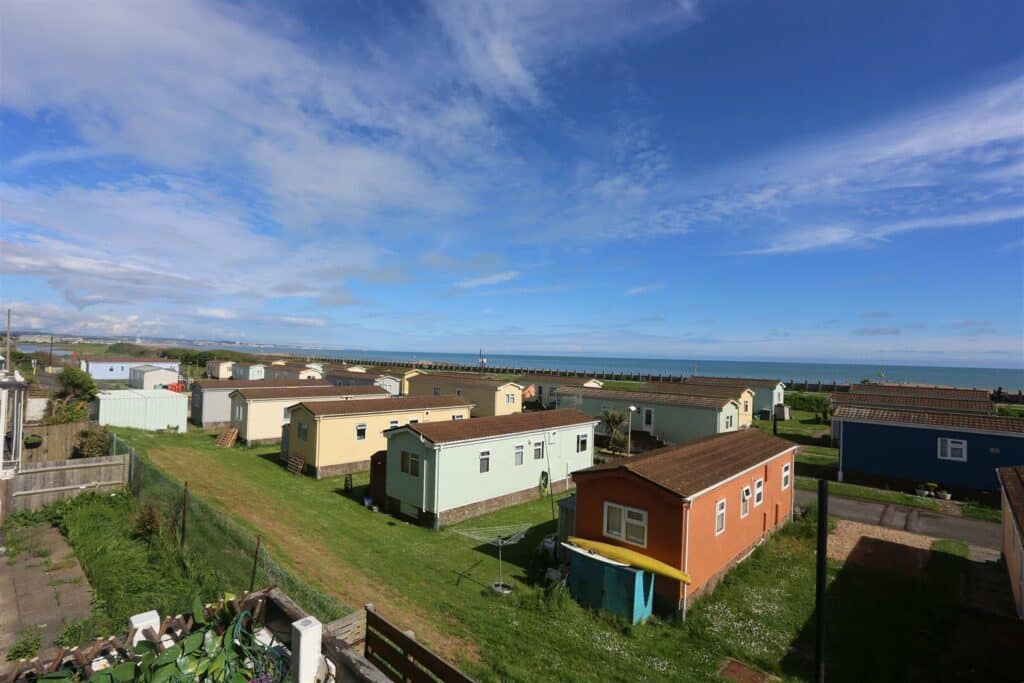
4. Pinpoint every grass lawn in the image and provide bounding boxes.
[795,477,942,512]
[597,379,647,391]
[960,501,1002,523]
[106,428,978,682]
